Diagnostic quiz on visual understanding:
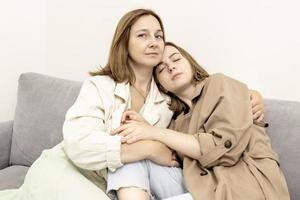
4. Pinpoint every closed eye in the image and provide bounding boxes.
[173,58,181,62]
[158,66,166,73]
